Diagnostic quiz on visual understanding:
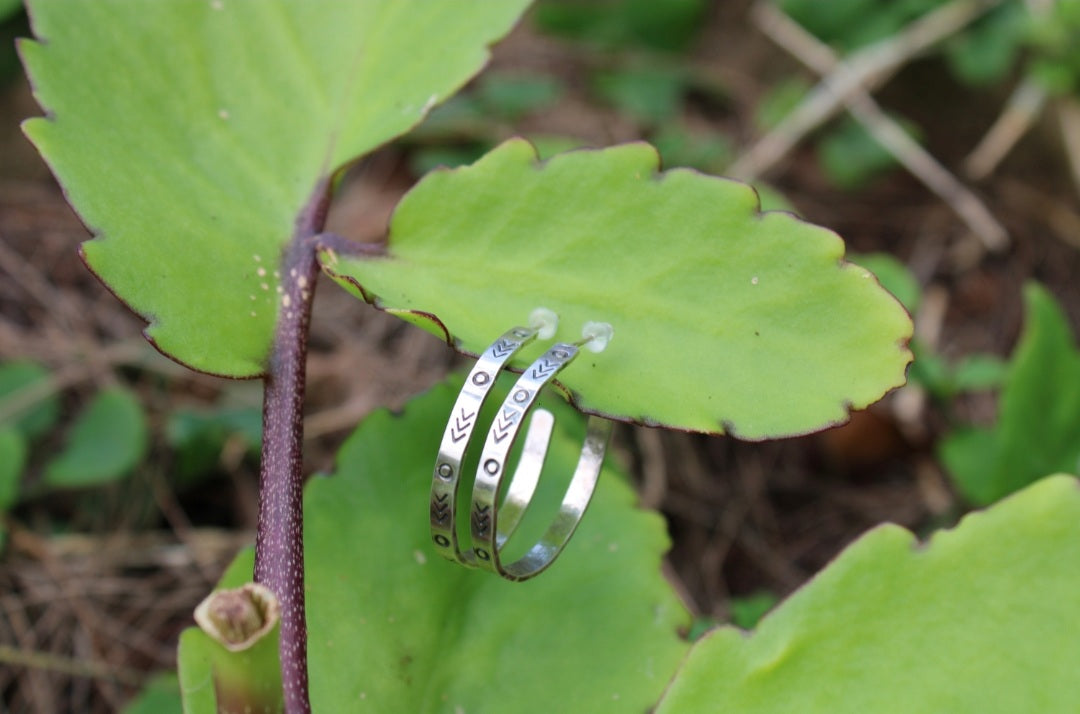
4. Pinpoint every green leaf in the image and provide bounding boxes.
[0,428,24,510]
[167,405,261,484]
[847,252,920,314]
[945,1,1028,87]
[44,387,147,488]
[1027,0,1080,97]
[939,426,998,500]
[657,474,1080,713]
[778,0,944,52]
[183,375,691,712]
[533,0,708,53]
[0,360,60,438]
[910,346,1002,401]
[177,628,219,714]
[729,591,778,630]
[951,353,1007,391]
[0,0,20,21]
[651,122,733,174]
[178,555,260,714]
[753,183,796,214]
[408,143,491,176]
[591,65,687,125]
[324,139,912,438]
[754,76,811,131]
[0,427,27,551]
[475,72,563,121]
[122,673,183,714]
[167,406,262,451]
[940,284,1080,505]
[21,0,532,377]
[908,340,953,398]
[528,134,587,160]
[817,116,920,191]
